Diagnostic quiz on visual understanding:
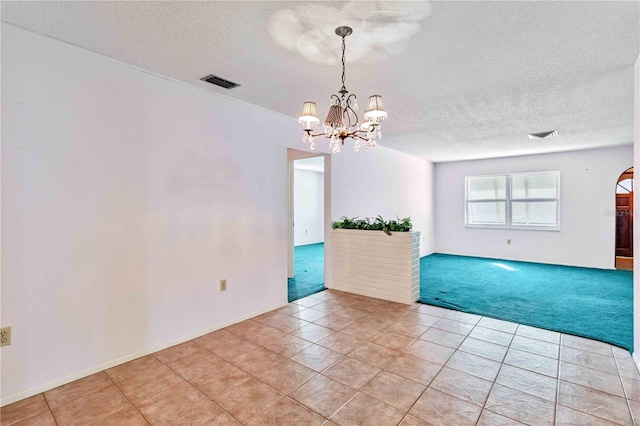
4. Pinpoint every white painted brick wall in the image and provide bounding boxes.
[331,229,421,304]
